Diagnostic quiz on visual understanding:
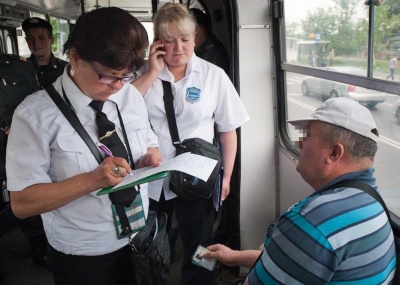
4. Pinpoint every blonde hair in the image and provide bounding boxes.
[153,3,197,40]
